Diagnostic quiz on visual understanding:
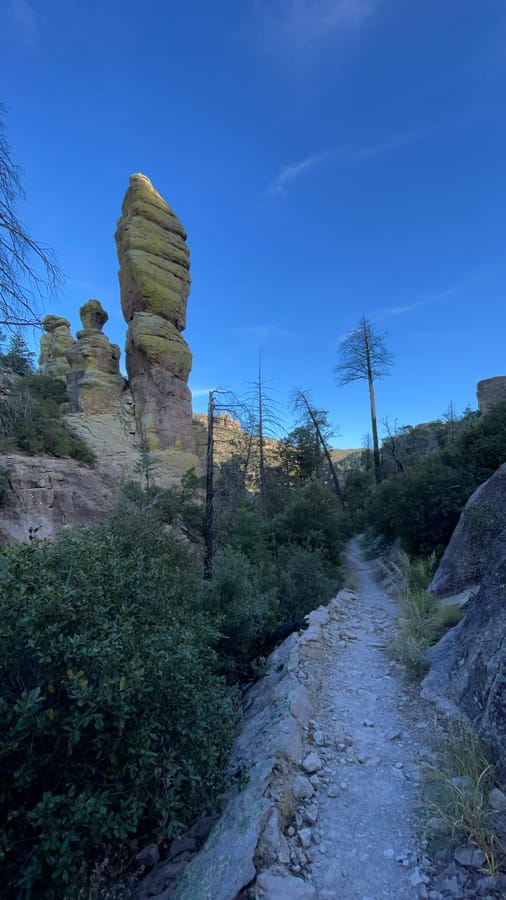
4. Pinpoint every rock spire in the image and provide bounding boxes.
[65,299,126,414]
[115,173,194,451]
